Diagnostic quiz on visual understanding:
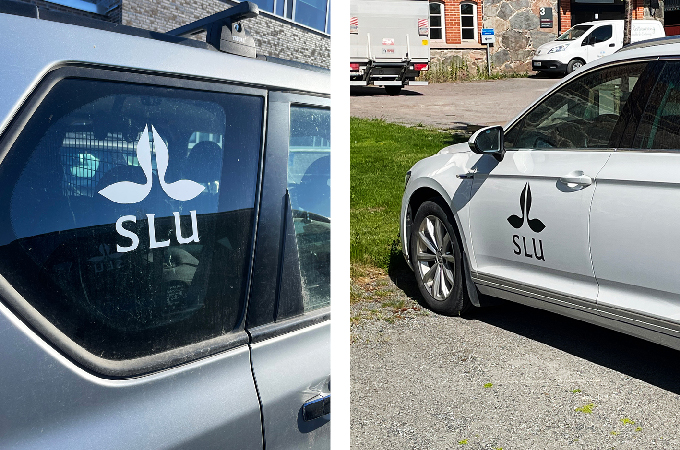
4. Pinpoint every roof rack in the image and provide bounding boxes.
[619,35,680,52]
[167,2,259,58]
